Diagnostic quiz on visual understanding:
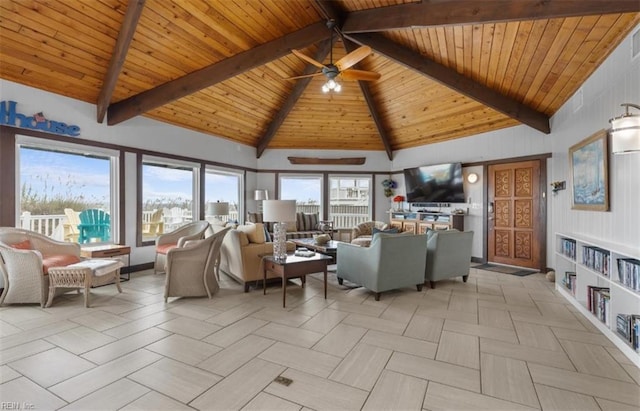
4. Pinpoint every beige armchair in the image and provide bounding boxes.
[219,223,295,292]
[350,221,389,247]
[425,230,474,288]
[164,228,228,302]
[337,233,426,301]
[0,228,81,307]
[154,221,210,274]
